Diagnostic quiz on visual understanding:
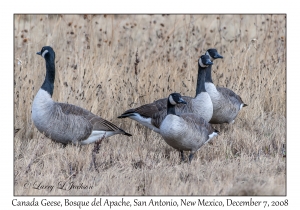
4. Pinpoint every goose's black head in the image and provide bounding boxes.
[206,48,223,60]
[37,46,55,61]
[198,55,213,68]
[168,93,187,105]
